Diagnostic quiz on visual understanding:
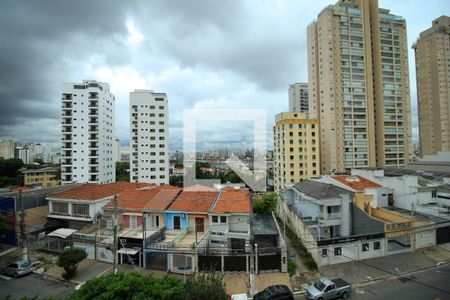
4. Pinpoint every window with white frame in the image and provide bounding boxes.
[72,204,89,217]
[52,202,68,215]
[130,216,137,229]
